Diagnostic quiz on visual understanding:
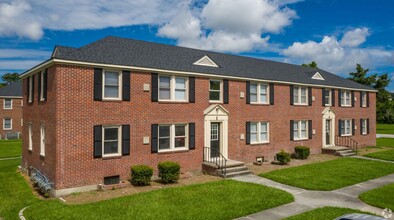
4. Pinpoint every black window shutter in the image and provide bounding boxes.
[352,119,355,135]
[367,119,370,134]
[189,77,195,103]
[308,87,312,106]
[322,88,325,106]
[37,72,41,102]
[290,120,294,141]
[308,120,312,139]
[43,69,48,101]
[94,125,102,158]
[151,73,158,102]
[351,91,355,107]
[360,92,363,107]
[122,125,130,156]
[94,68,103,101]
[246,81,250,104]
[223,79,229,104]
[151,124,158,153]
[290,85,294,105]
[360,119,363,135]
[122,70,130,101]
[338,90,342,107]
[246,122,251,145]
[331,89,335,106]
[270,83,274,105]
[338,120,342,136]
[189,123,195,150]
[366,92,370,107]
